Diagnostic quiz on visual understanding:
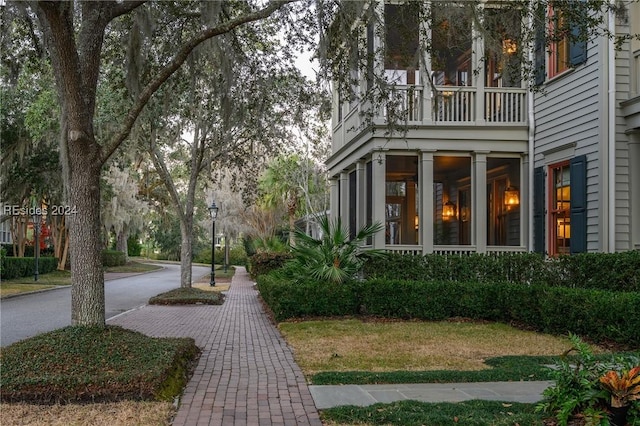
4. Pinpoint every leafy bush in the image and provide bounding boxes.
[0,246,5,276]
[0,256,58,279]
[257,273,362,320]
[127,235,142,257]
[248,251,293,279]
[194,245,248,267]
[0,326,200,403]
[102,249,126,267]
[536,334,640,425]
[285,217,385,284]
[256,276,640,346]
[363,251,639,292]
